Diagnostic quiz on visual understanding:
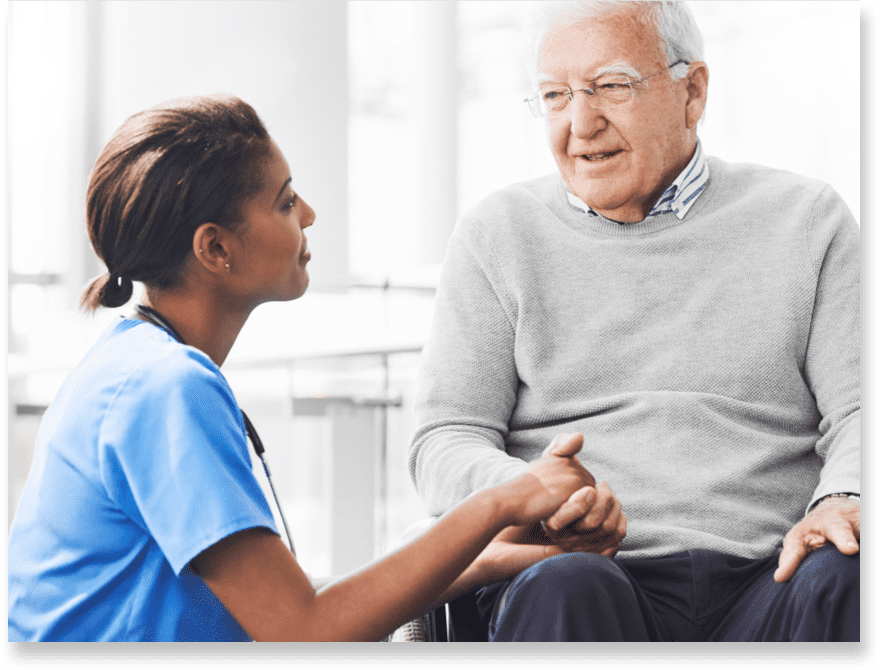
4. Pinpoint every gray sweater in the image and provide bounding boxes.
[409,157,860,560]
